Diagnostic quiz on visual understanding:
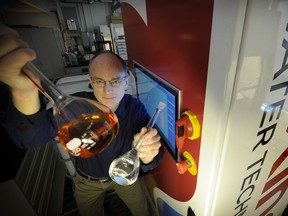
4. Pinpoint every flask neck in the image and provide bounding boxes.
[134,140,143,151]
[40,81,66,106]
[23,63,66,106]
